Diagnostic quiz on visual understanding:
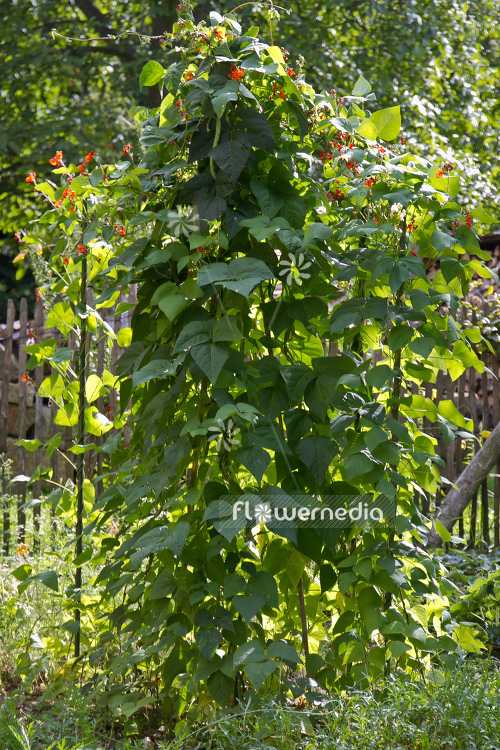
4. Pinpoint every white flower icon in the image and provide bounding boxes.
[278,252,312,285]
[207,418,241,452]
[254,503,272,524]
[165,206,200,238]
